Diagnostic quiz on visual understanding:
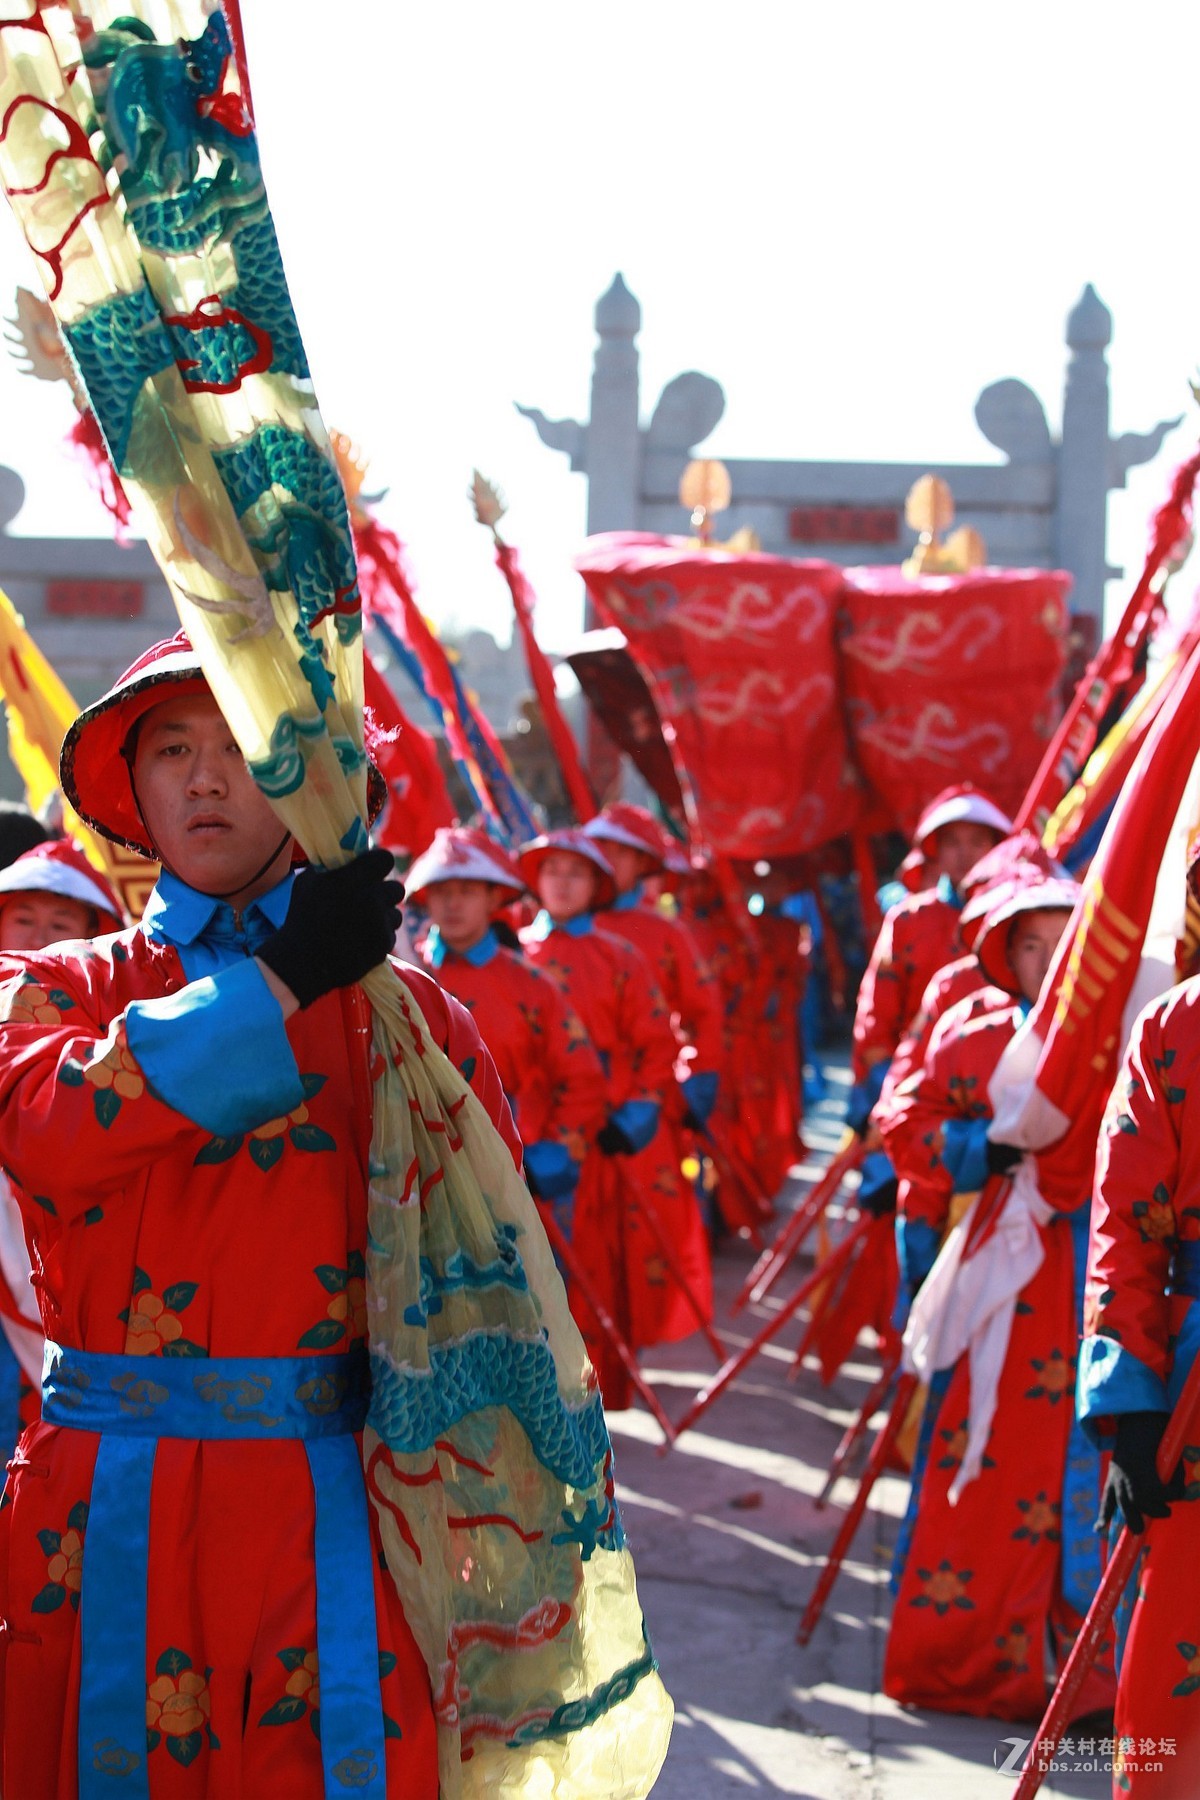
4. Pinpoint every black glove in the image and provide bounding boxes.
[524,1165,543,1200]
[596,1119,635,1157]
[257,849,404,1009]
[681,1107,707,1136]
[985,1138,1024,1177]
[859,1174,898,1219]
[1096,1410,1185,1535]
